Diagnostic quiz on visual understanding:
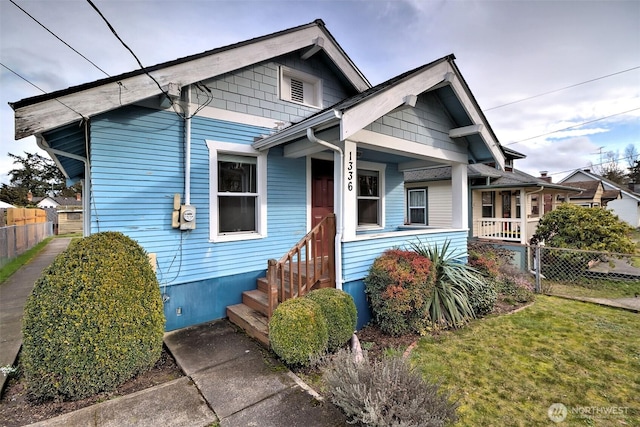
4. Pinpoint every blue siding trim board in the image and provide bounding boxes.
[343,280,371,330]
[162,269,263,331]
